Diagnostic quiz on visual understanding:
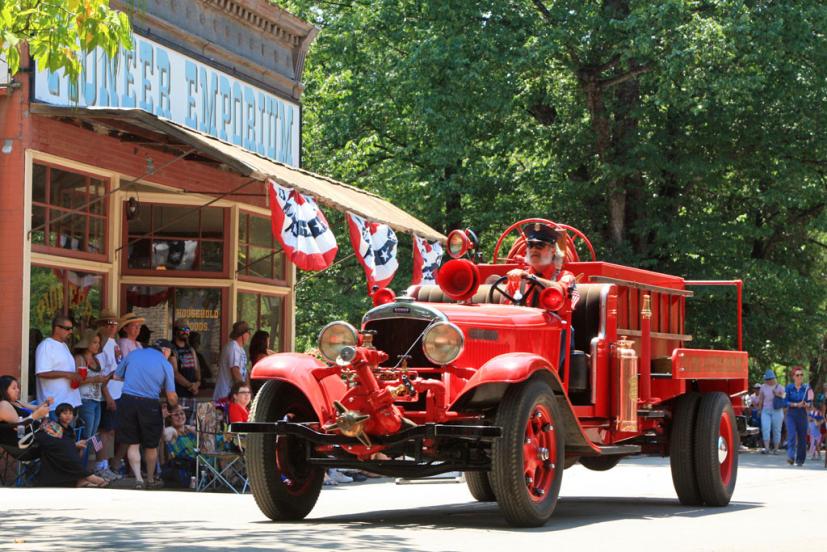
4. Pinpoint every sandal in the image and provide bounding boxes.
[77,480,98,488]
[135,481,145,490]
